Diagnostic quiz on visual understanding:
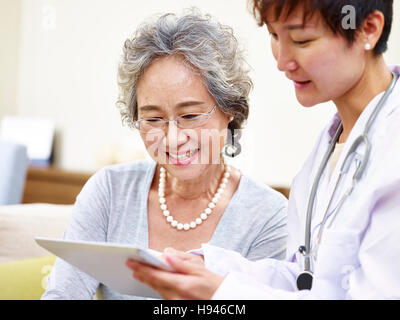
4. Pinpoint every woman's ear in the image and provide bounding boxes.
[359,10,385,52]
